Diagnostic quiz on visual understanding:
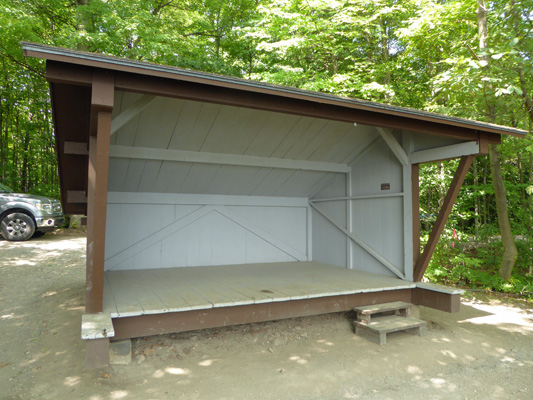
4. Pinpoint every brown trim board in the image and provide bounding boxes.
[49,81,91,215]
[85,72,114,313]
[112,290,413,340]
[413,155,475,281]
[111,288,460,340]
[412,288,461,313]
